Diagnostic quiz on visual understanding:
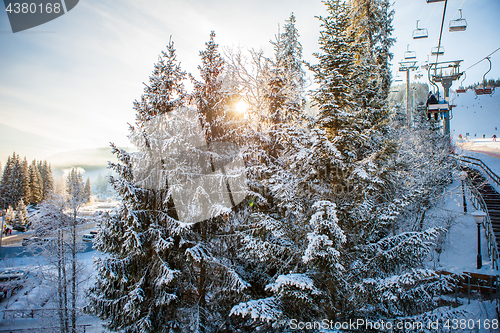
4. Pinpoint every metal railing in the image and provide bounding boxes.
[456,155,500,188]
[463,175,499,270]
[456,154,500,270]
